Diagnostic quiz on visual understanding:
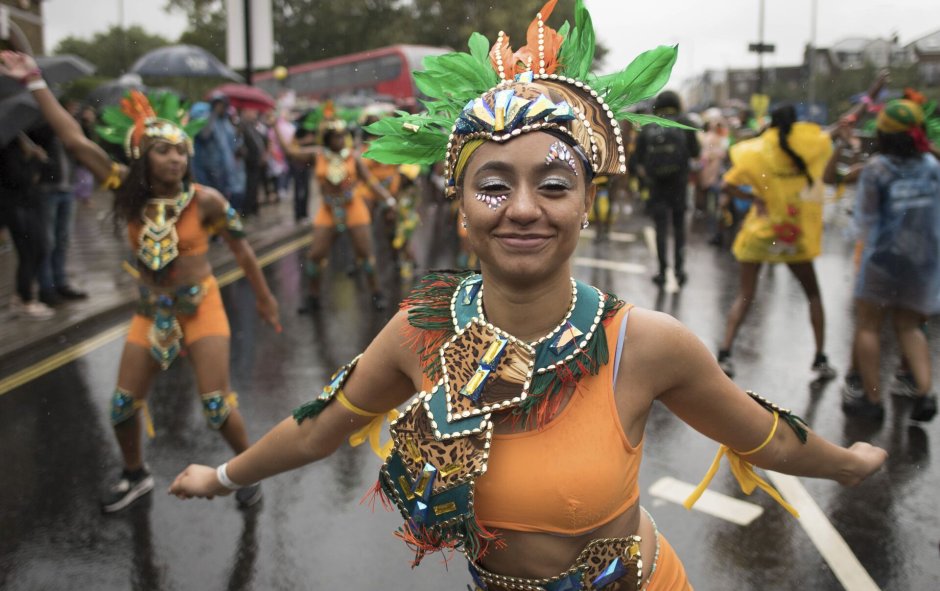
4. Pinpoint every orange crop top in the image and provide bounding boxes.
[315,151,359,190]
[127,195,209,256]
[471,307,642,535]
